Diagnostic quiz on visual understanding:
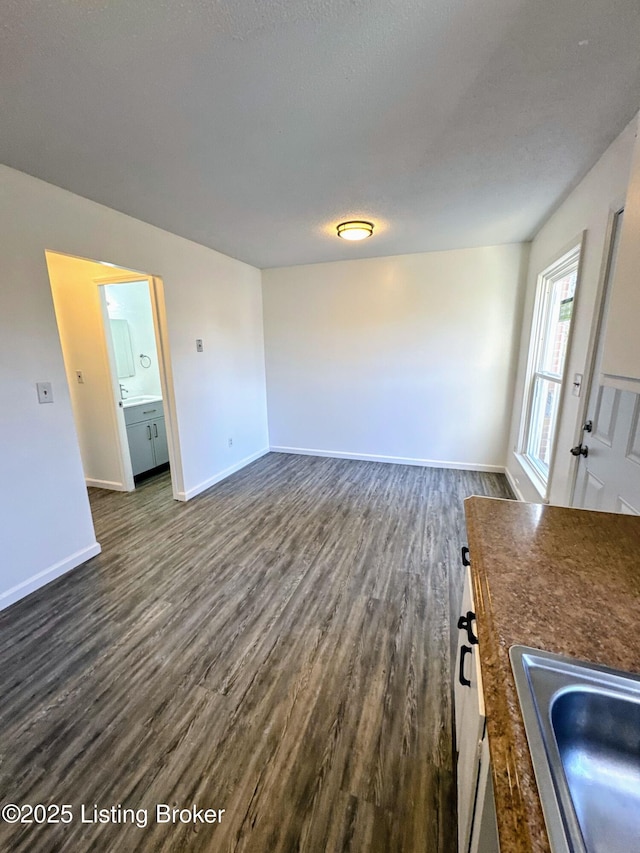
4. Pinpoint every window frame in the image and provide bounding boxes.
[518,241,583,499]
